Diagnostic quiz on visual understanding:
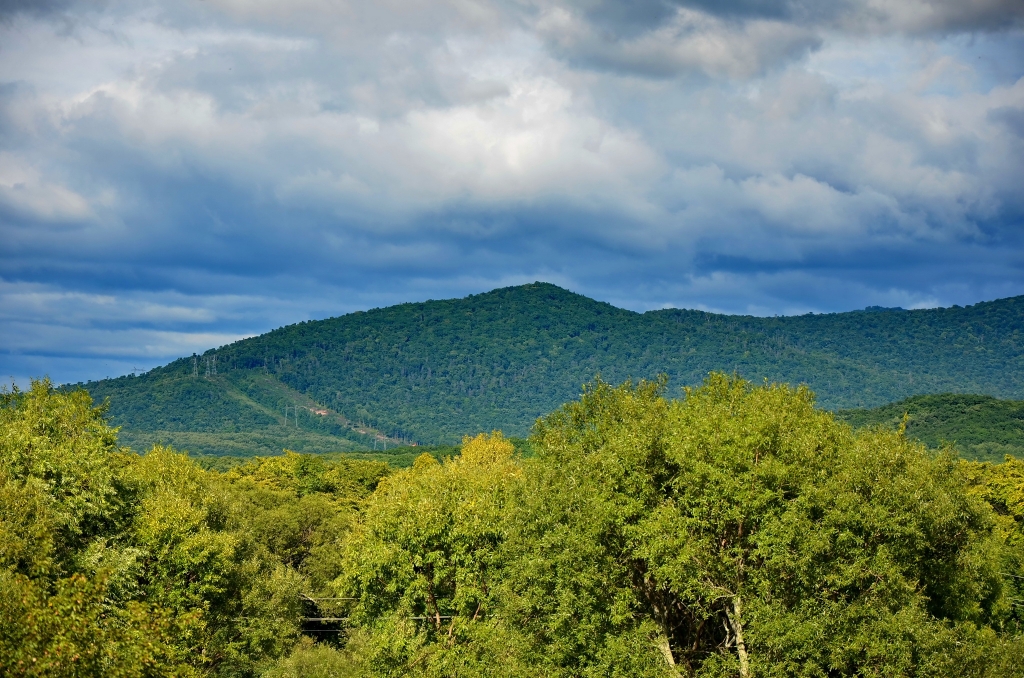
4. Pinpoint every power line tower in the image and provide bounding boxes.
[192,354,198,379]
[284,404,299,428]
